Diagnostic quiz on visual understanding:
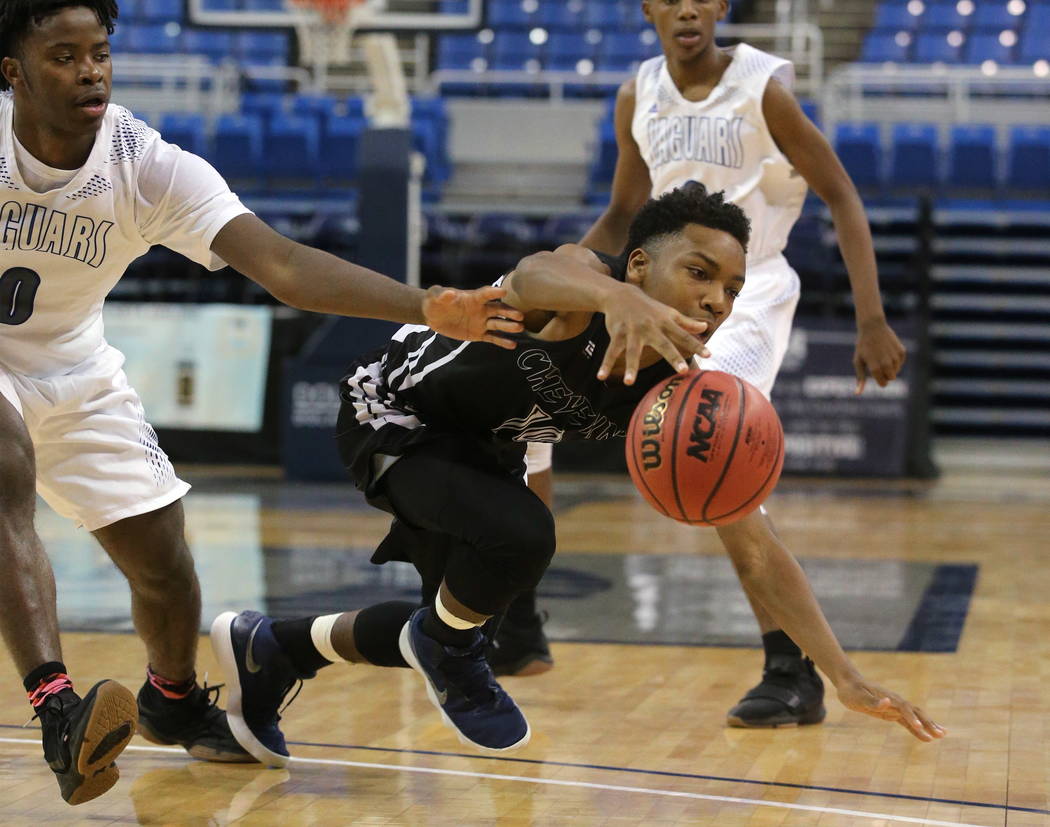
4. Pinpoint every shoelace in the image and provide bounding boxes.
[441,642,501,706]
